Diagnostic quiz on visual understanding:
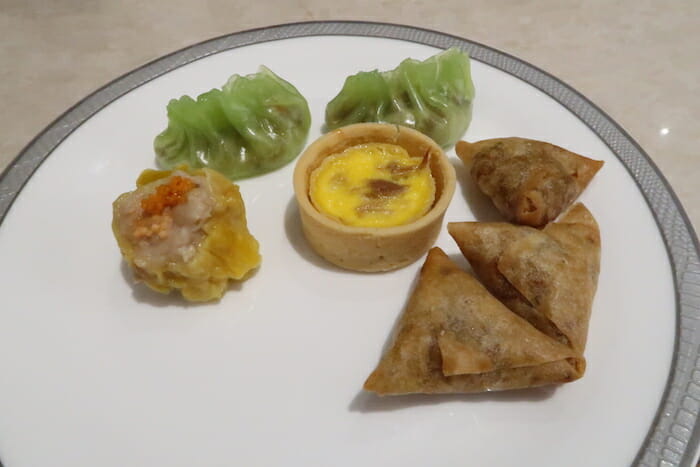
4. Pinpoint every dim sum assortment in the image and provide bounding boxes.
[111,49,606,397]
